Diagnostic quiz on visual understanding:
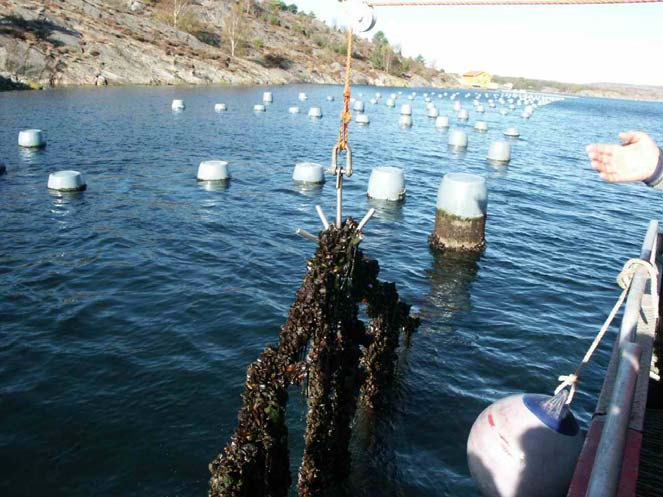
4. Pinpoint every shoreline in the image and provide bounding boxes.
[3,81,663,104]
